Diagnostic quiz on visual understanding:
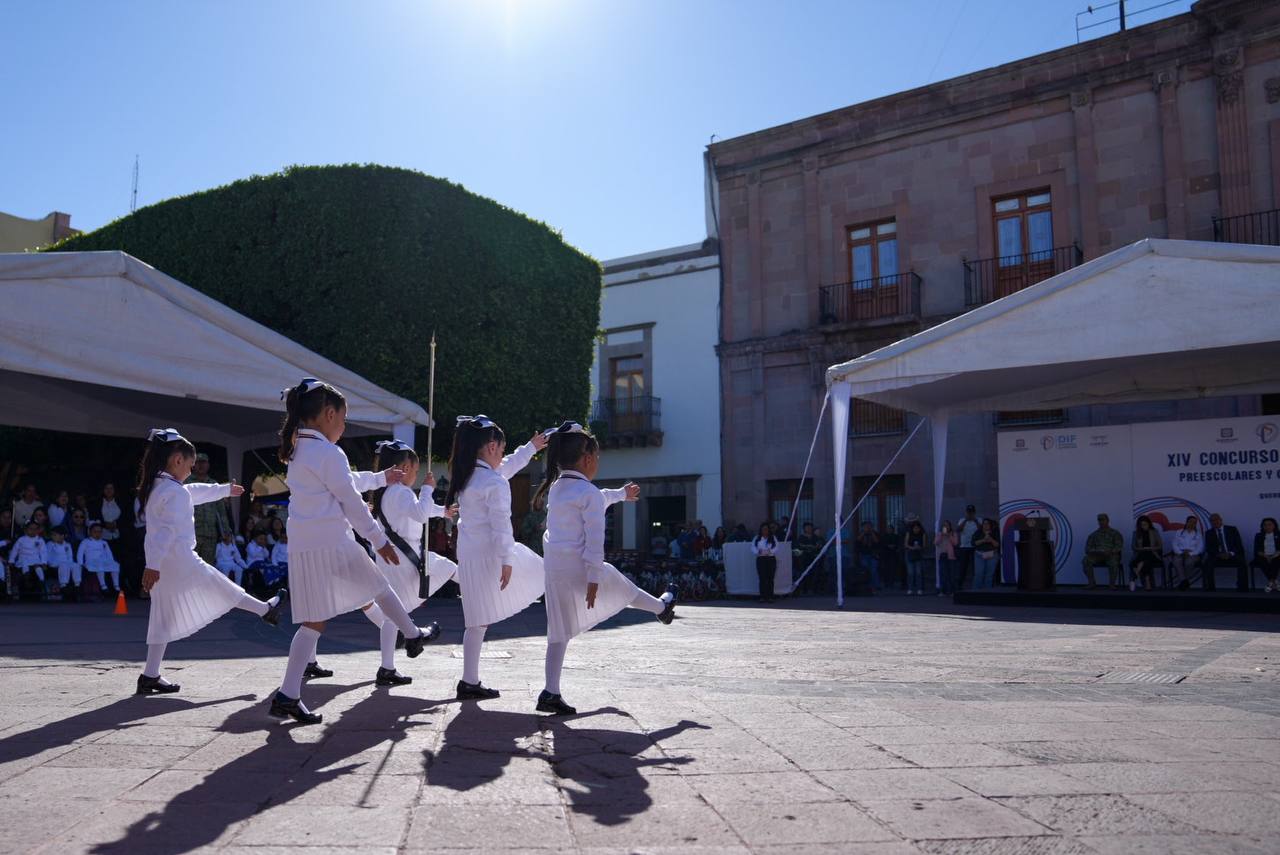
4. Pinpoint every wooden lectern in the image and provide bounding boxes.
[1015,516,1054,591]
